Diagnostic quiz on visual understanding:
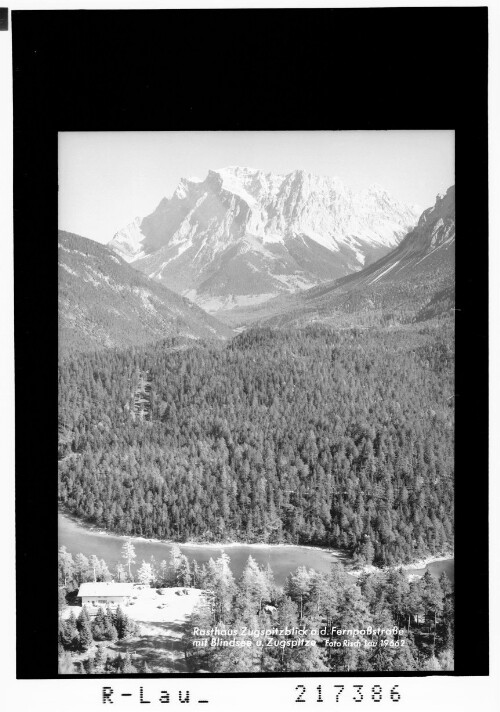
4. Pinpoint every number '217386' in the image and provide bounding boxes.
[295,684,401,703]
